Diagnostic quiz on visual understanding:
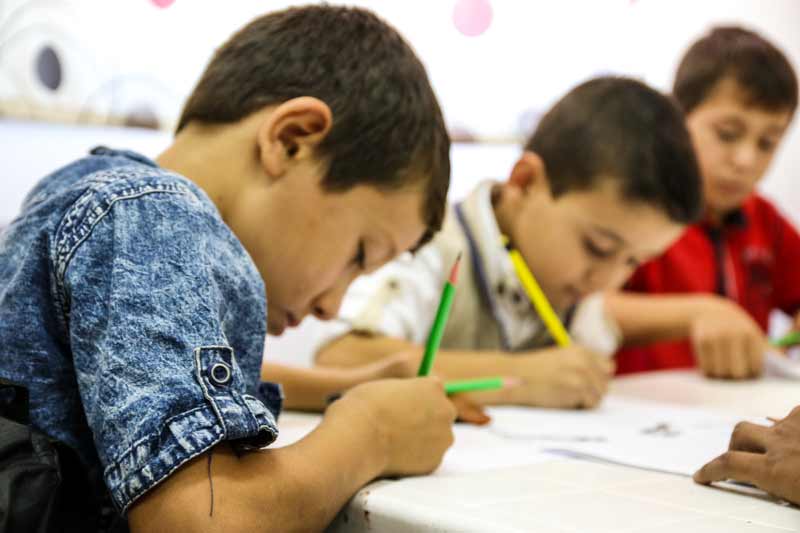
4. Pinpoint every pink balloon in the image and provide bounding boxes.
[453,0,493,37]
[150,0,175,8]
